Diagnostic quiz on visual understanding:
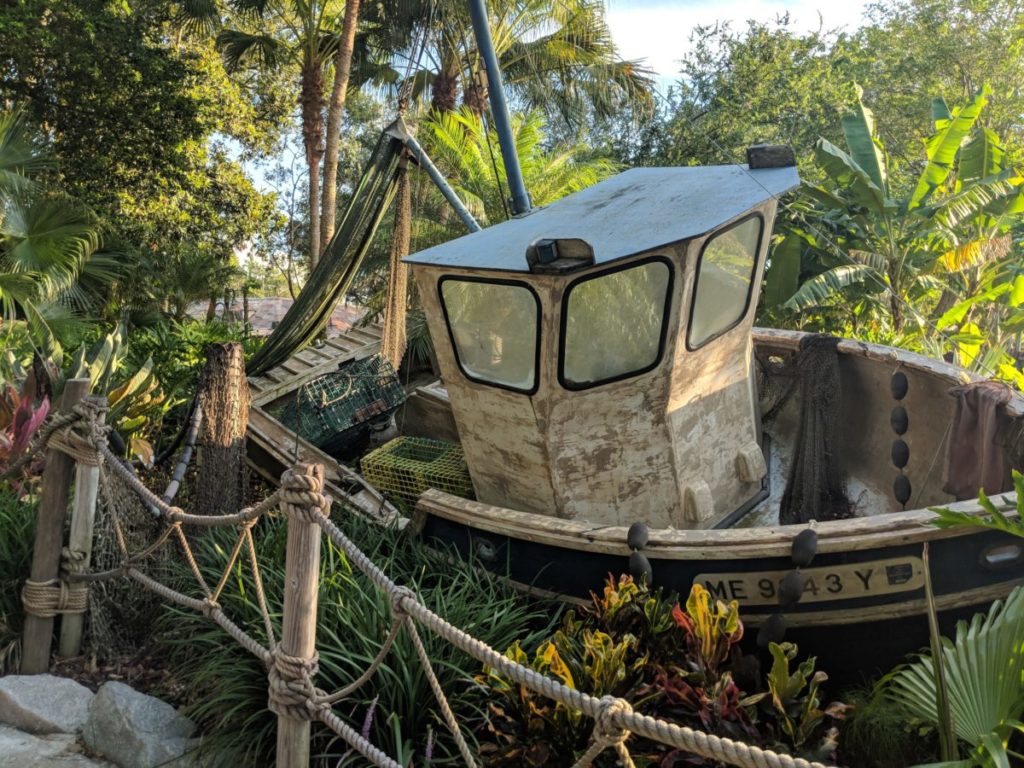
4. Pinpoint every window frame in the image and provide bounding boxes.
[685,212,765,352]
[557,255,675,391]
[437,275,543,395]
